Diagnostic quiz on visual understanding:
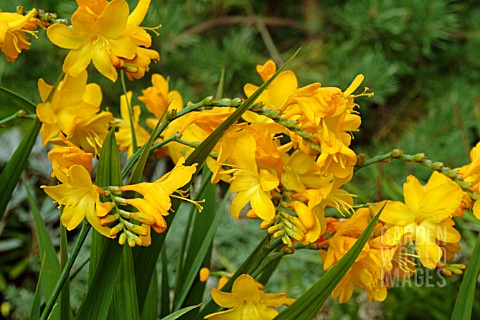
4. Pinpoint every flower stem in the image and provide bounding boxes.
[40,222,91,320]
[0,110,35,126]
